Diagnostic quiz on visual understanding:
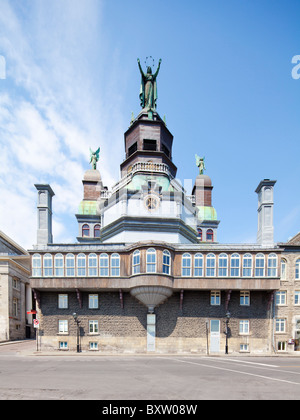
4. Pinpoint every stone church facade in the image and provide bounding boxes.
[29,60,299,354]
